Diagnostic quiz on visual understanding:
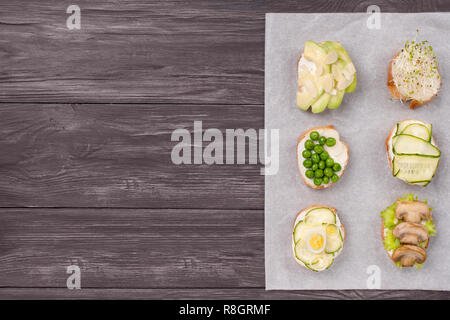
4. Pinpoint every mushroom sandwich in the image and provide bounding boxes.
[380,193,436,269]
